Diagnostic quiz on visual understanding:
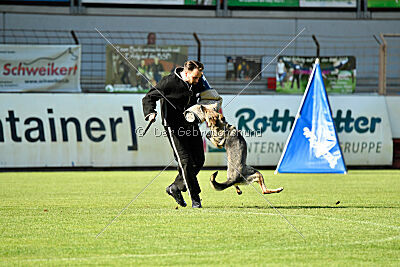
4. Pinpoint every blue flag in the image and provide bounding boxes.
[275,59,347,174]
